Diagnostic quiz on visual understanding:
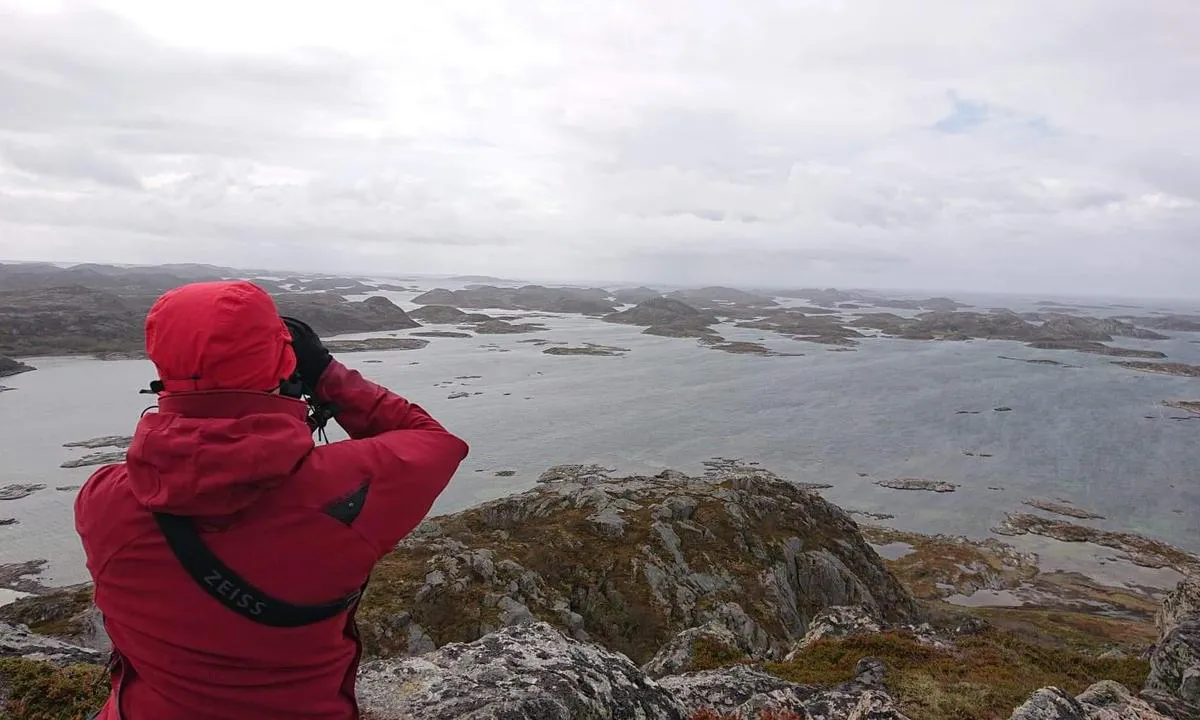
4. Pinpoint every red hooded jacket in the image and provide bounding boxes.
[74,286,468,719]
